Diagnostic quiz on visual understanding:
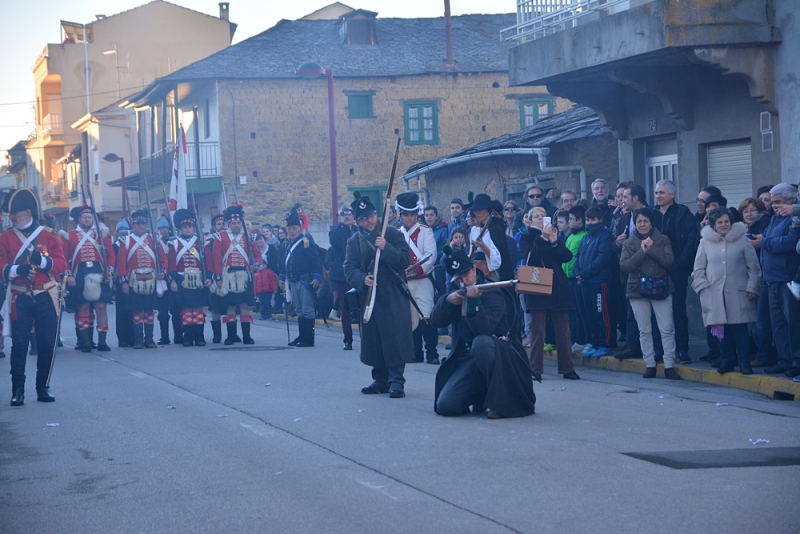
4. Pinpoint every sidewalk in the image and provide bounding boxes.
[271,312,800,401]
